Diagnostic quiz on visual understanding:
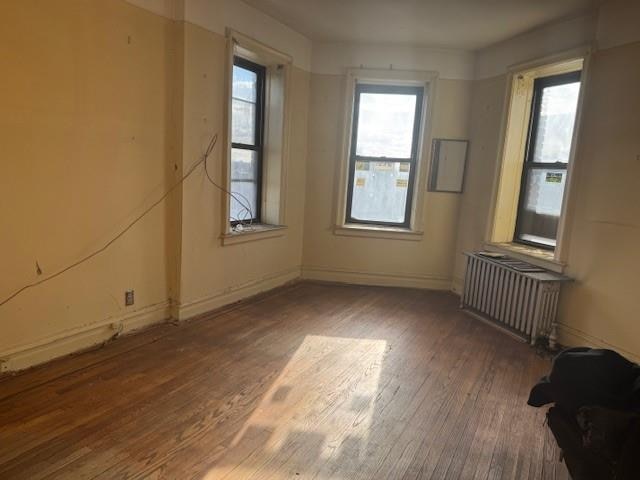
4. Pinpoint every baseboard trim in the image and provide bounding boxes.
[0,301,171,373]
[557,323,640,363]
[176,266,302,321]
[301,265,452,290]
[0,266,302,373]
